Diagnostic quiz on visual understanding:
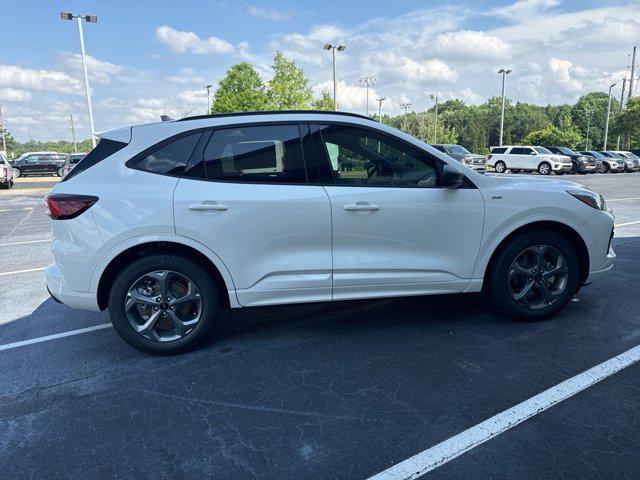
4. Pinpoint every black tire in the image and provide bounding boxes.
[570,162,578,174]
[494,161,507,173]
[537,162,551,175]
[601,163,610,173]
[12,168,21,178]
[486,230,580,320]
[511,169,520,174]
[108,254,220,354]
